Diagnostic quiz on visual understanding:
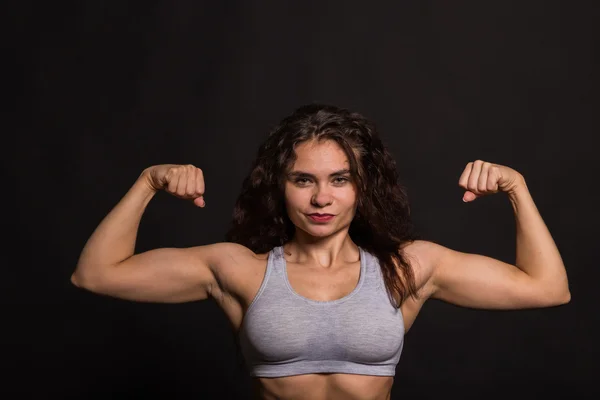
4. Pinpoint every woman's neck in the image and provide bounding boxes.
[283,231,359,268]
